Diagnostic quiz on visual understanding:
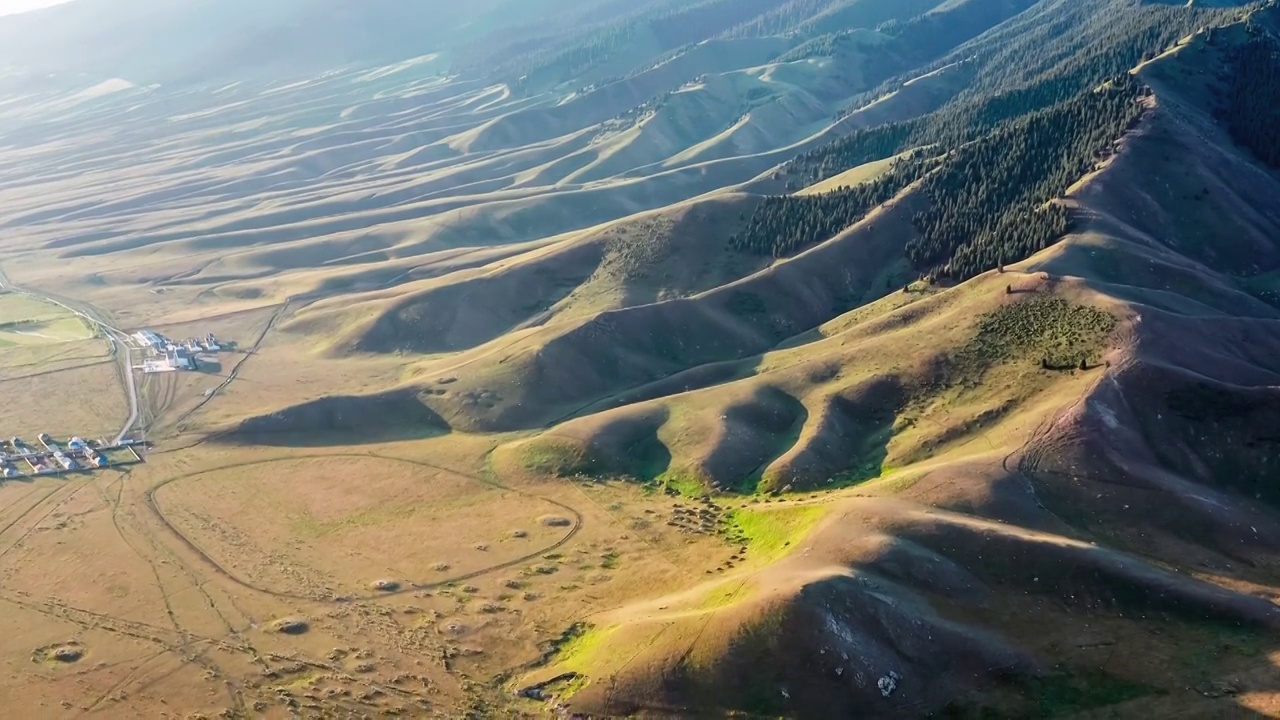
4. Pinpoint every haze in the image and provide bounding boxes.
[0,0,1277,717]
[0,0,77,15]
